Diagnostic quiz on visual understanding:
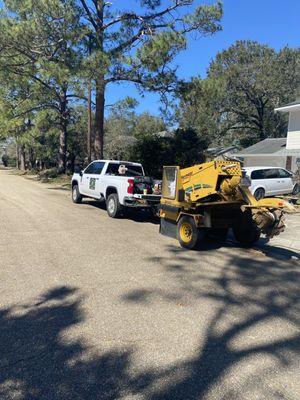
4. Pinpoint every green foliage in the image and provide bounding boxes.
[0,0,85,171]
[177,76,226,143]
[104,98,167,160]
[208,41,300,146]
[130,128,208,178]
[177,41,300,148]
[79,0,223,157]
[136,32,186,72]
[0,0,223,169]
